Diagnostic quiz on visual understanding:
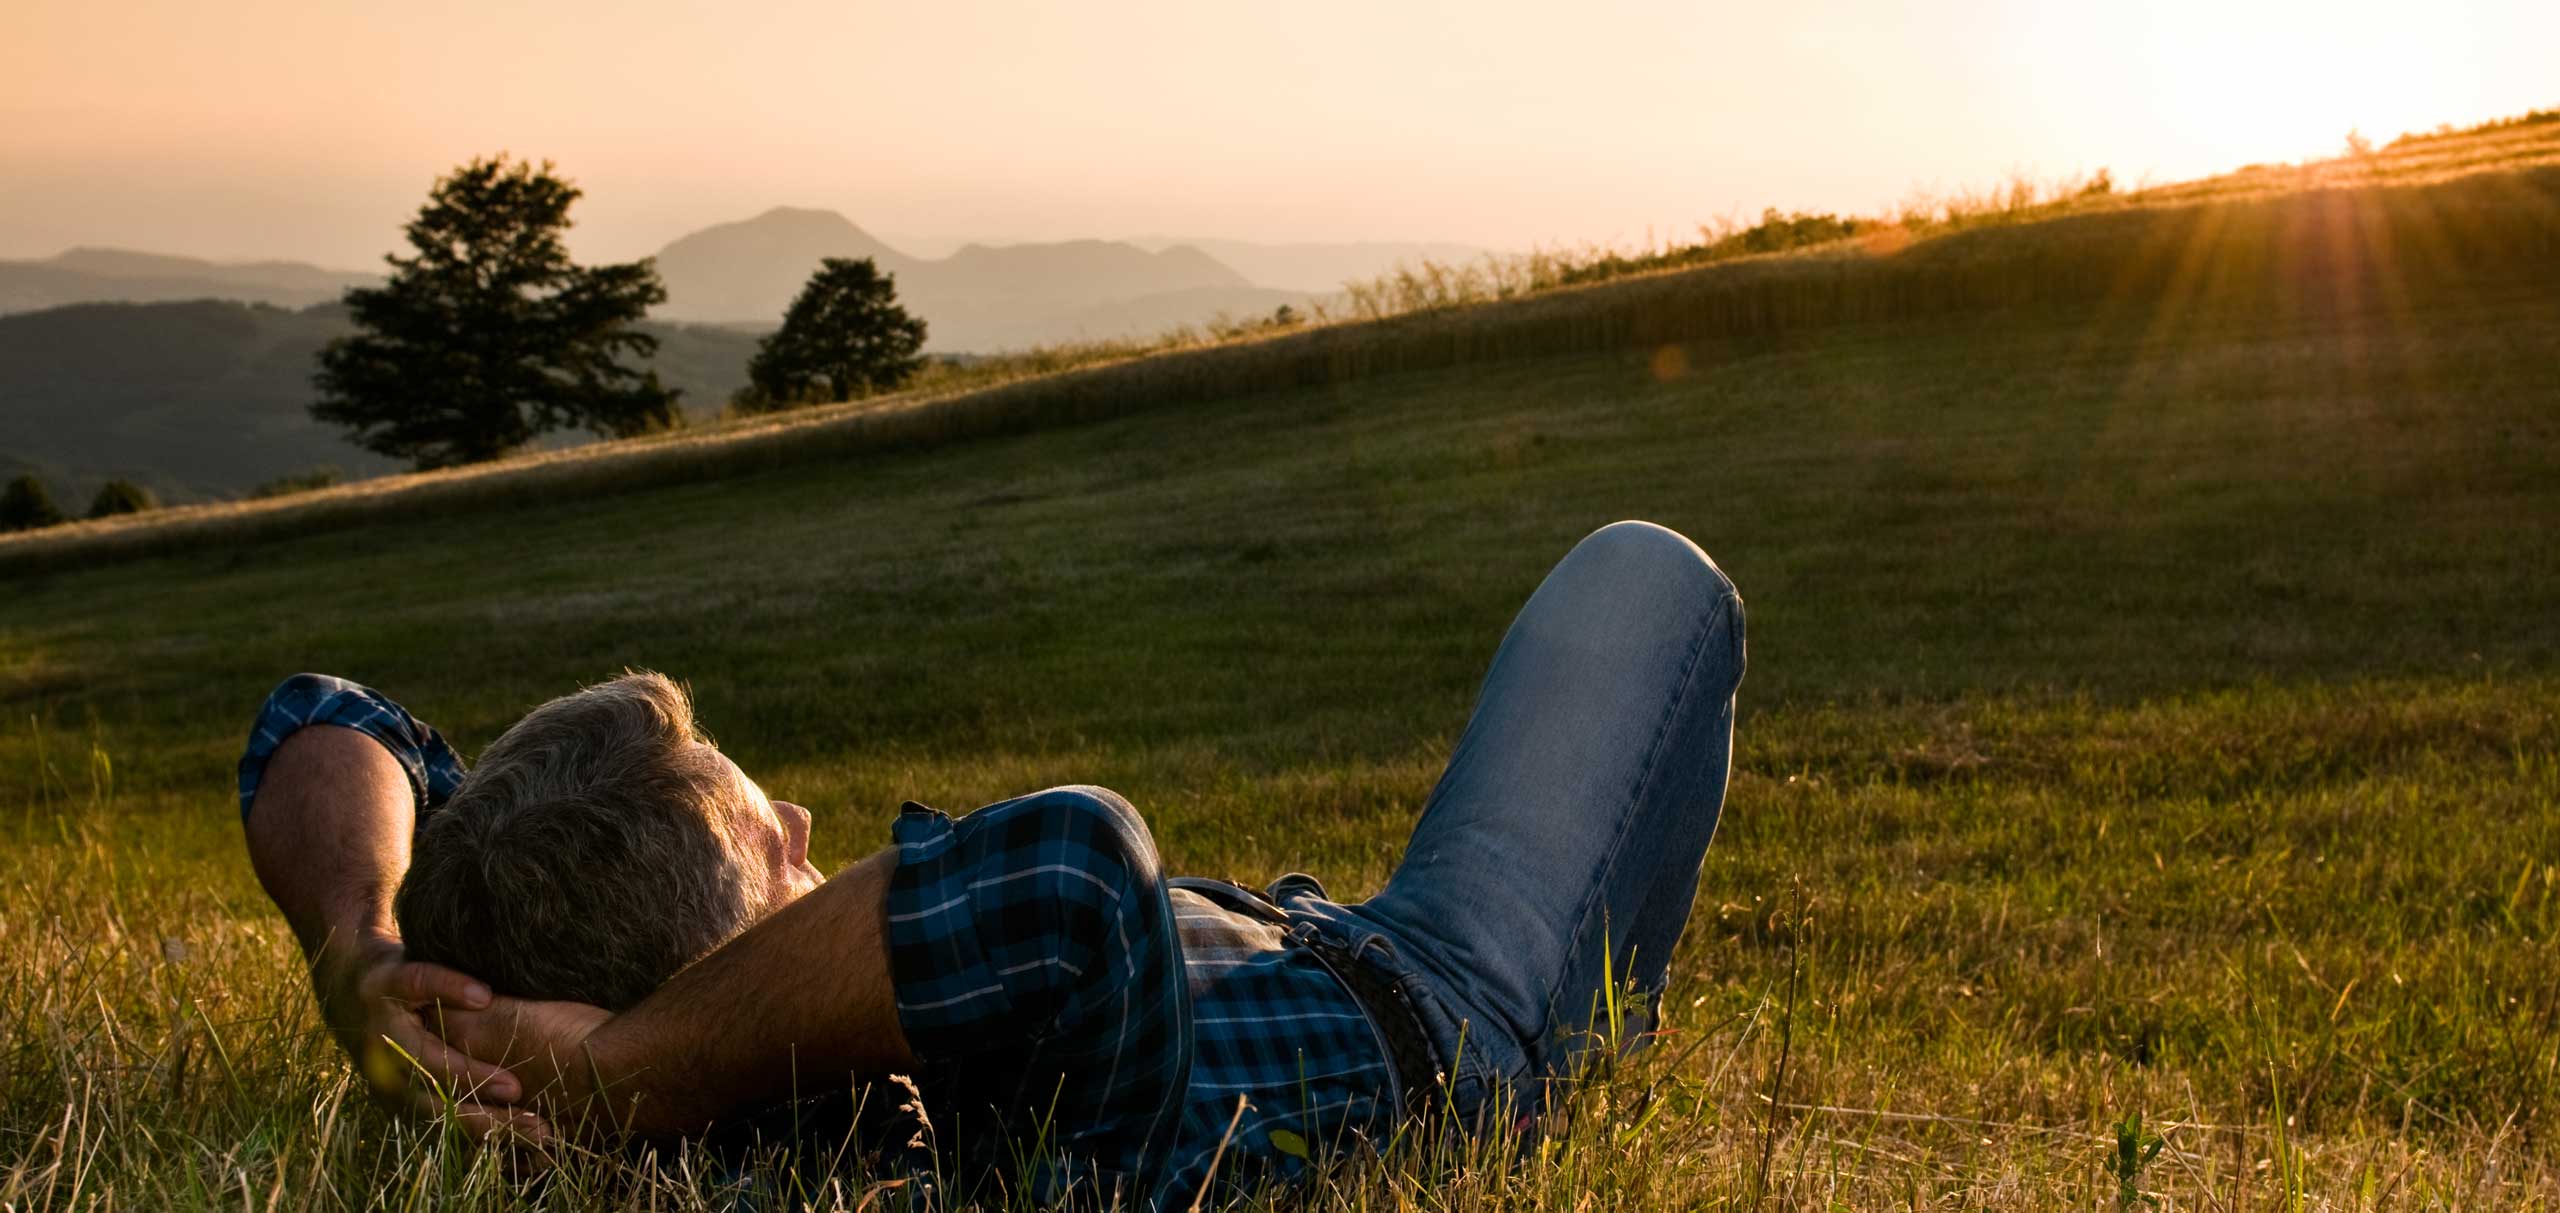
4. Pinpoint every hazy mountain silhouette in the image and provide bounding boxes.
[0,300,759,502]
[0,248,380,315]
[652,207,920,323]
[650,208,1308,350]
[4,225,1467,347]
